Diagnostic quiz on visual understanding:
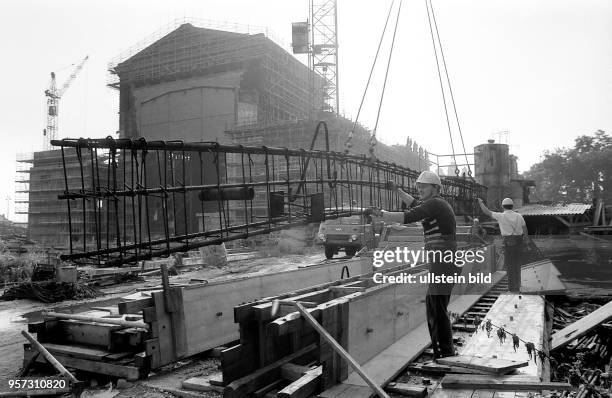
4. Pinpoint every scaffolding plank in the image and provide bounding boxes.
[440,374,573,391]
[461,294,546,379]
[436,356,527,375]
